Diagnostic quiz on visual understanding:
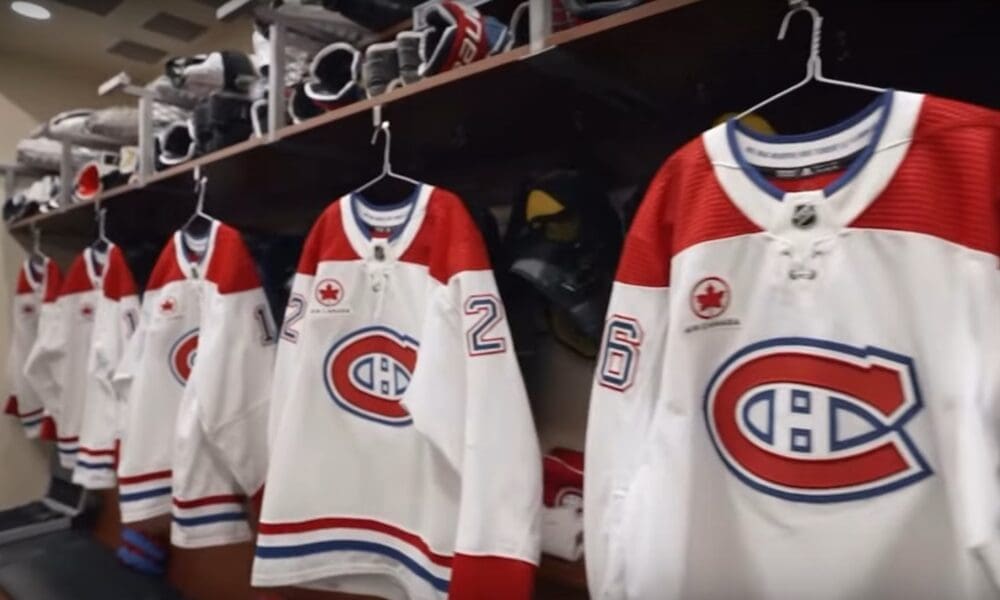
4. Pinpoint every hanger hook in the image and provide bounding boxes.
[196,176,208,214]
[370,120,392,174]
[29,222,41,256]
[777,1,823,78]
